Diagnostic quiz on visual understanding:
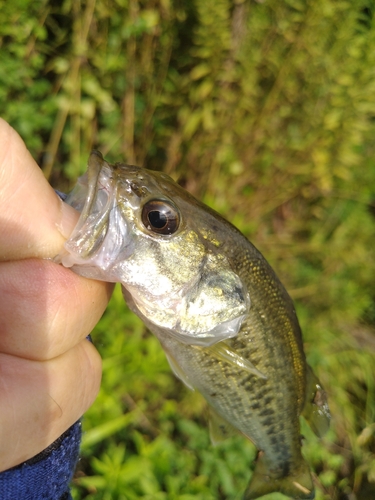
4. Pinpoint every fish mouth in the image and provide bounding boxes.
[74,151,115,256]
[56,151,130,272]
